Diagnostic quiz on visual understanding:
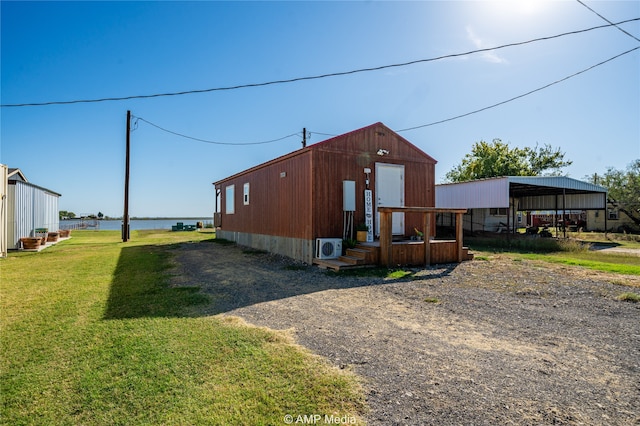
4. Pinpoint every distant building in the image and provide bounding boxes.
[587,202,640,233]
